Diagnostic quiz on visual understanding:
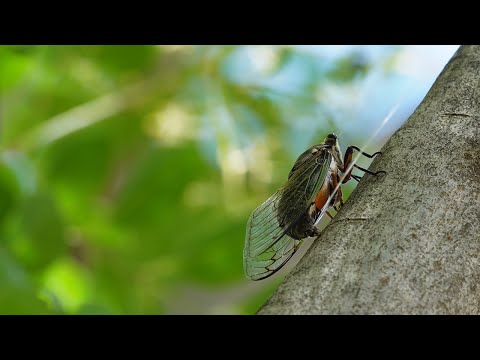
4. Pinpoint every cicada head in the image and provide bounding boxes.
[324,133,344,170]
